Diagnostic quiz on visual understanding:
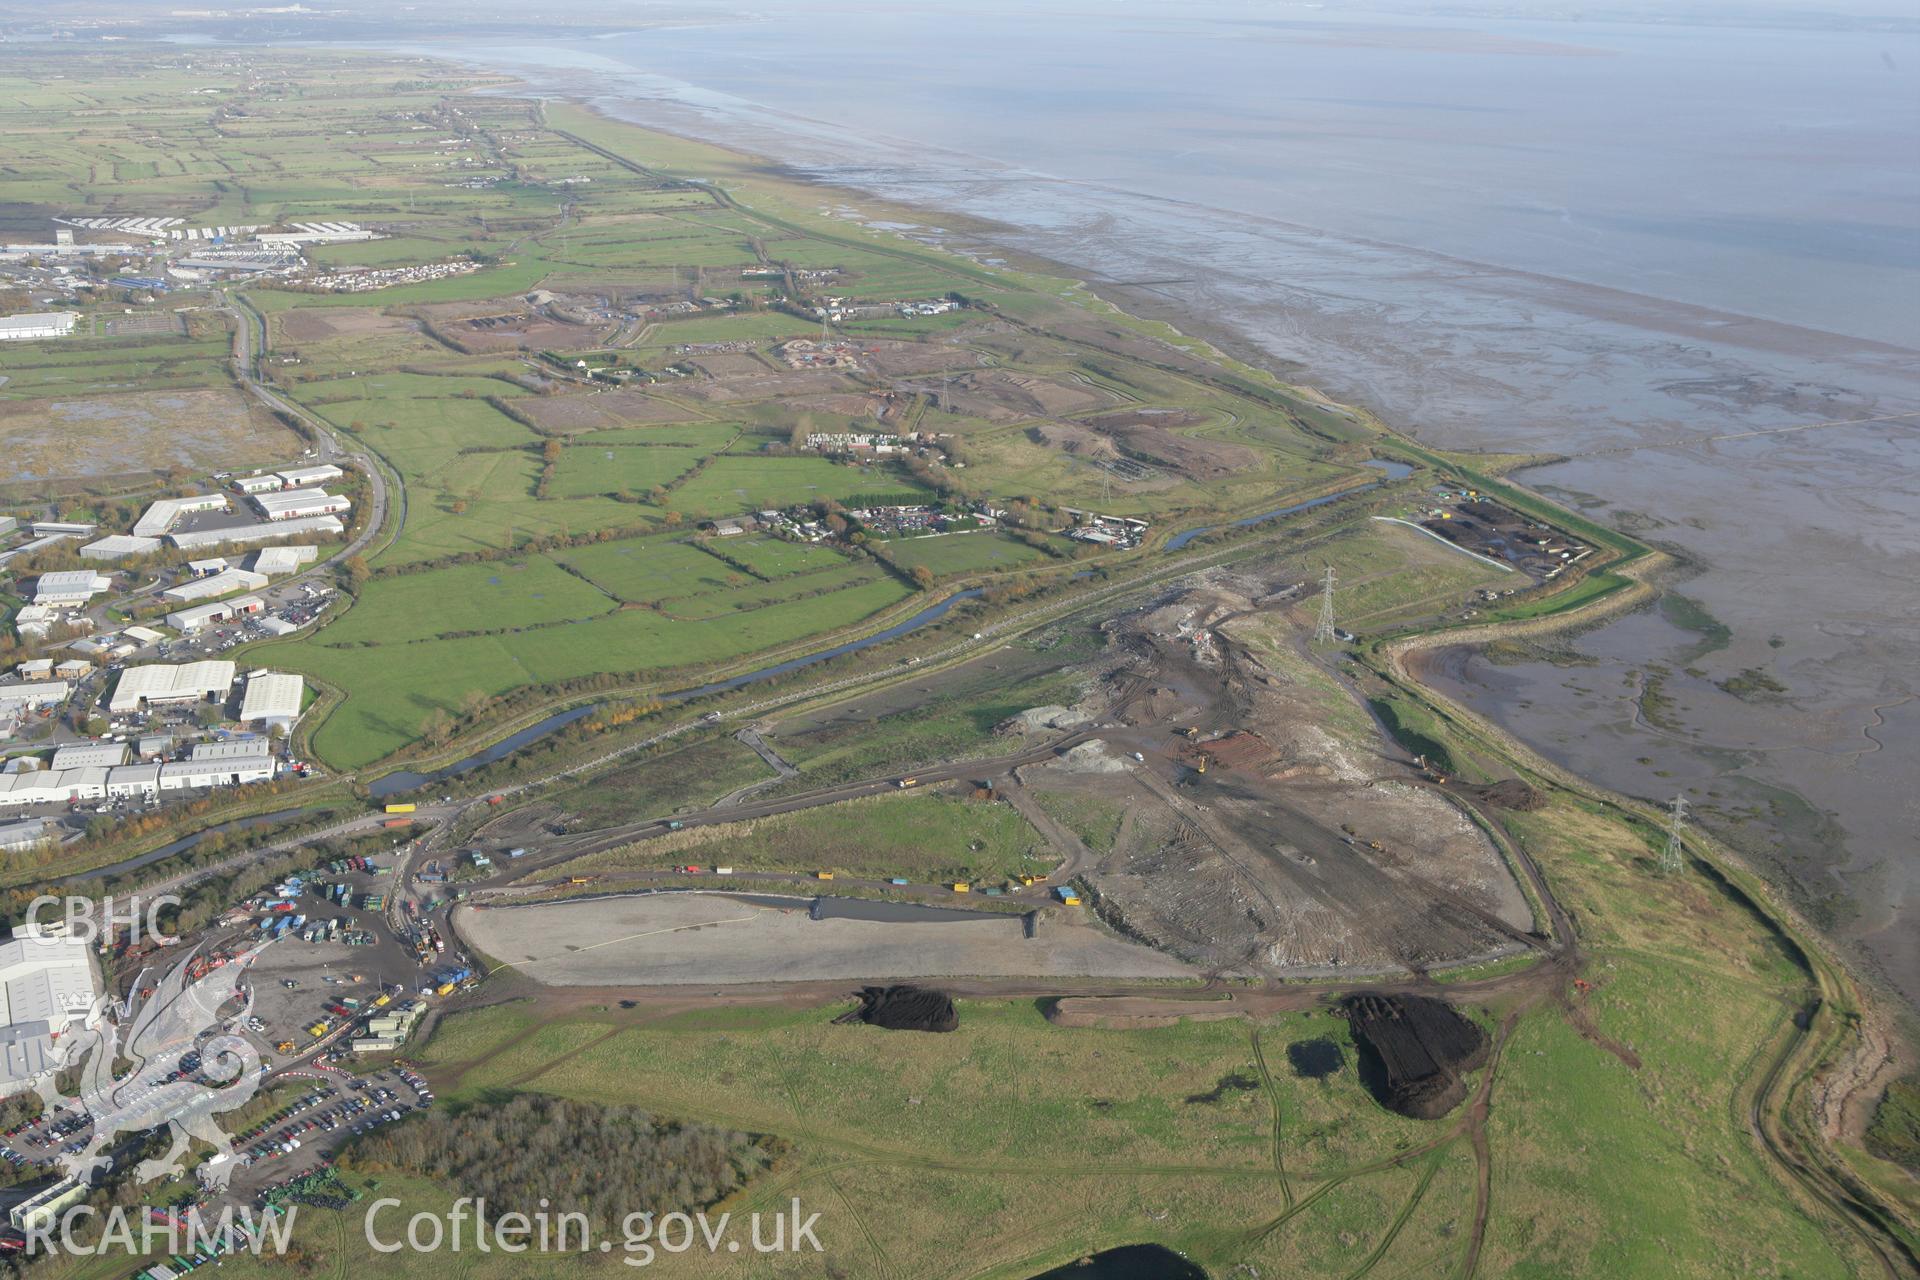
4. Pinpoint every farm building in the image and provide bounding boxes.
[79,535,161,561]
[106,660,235,715]
[30,571,110,606]
[0,312,78,342]
[238,671,304,730]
